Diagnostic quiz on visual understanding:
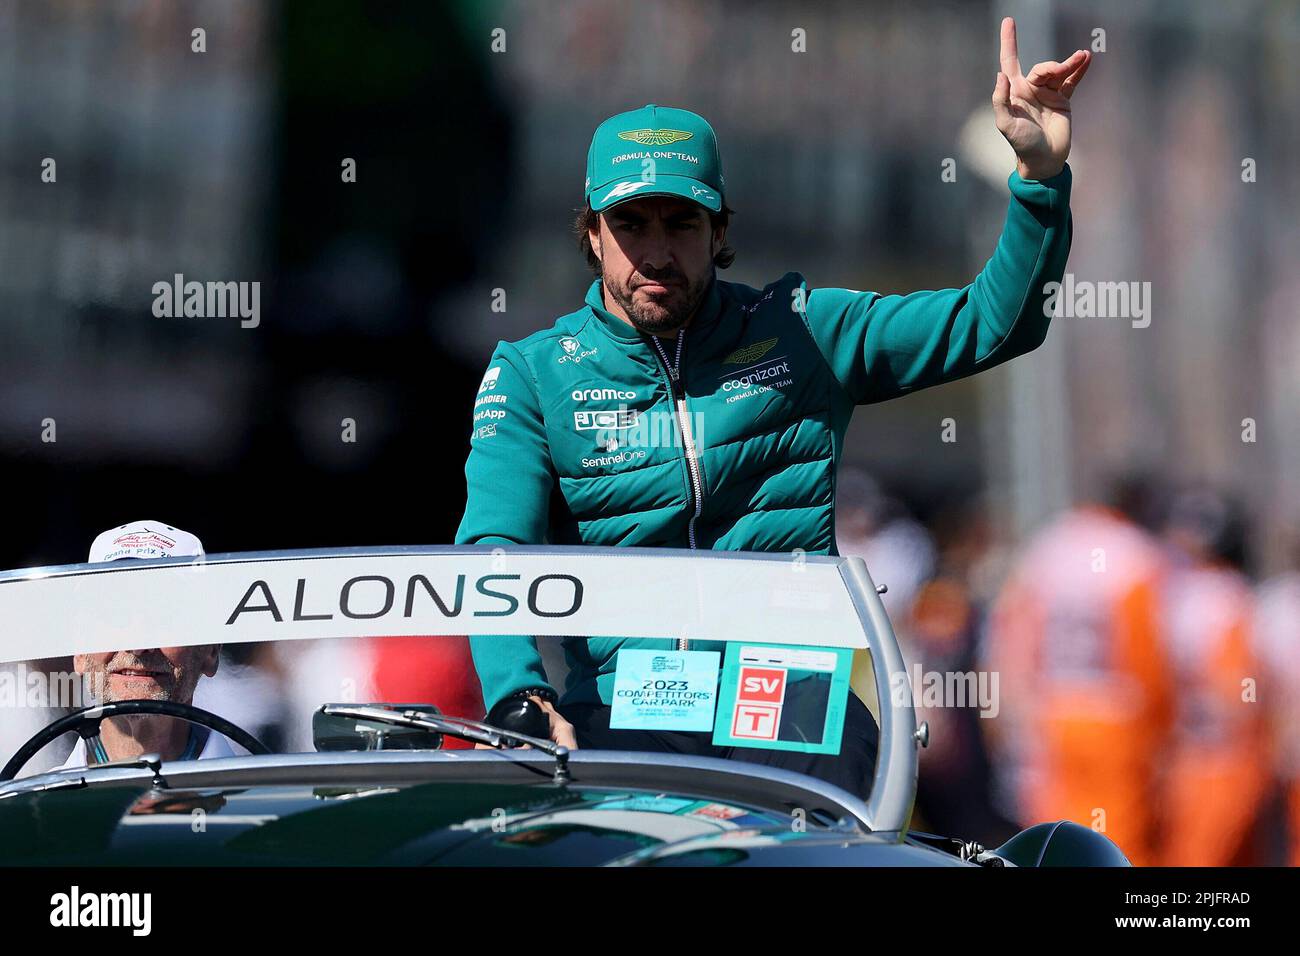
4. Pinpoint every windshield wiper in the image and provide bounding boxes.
[0,752,169,798]
[317,705,571,783]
